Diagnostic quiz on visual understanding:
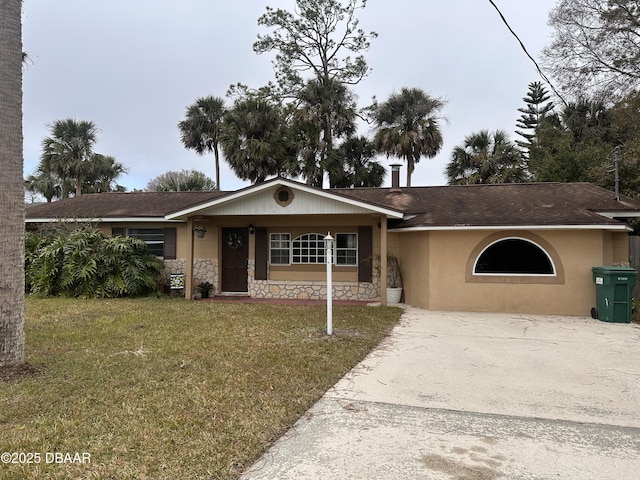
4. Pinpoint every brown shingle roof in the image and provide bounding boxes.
[25,191,227,220]
[25,182,640,228]
[334,183,640,228]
